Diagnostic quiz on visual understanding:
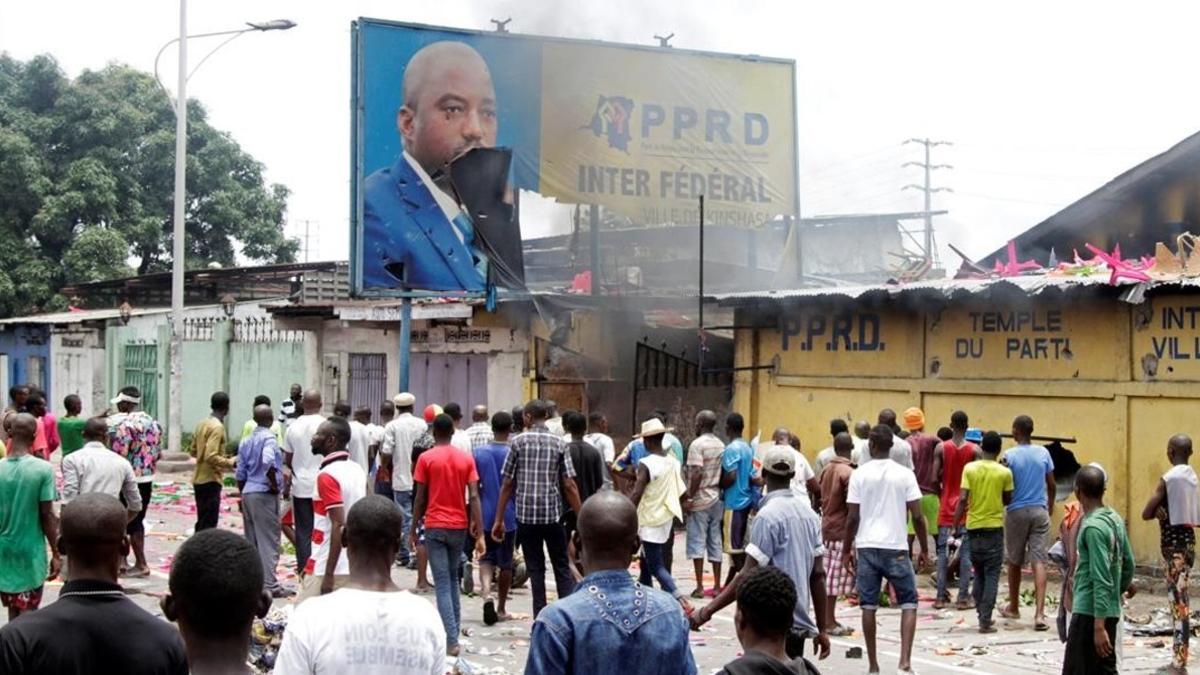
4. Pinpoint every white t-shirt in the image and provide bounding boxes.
[382,413,427,492]
[788,448,817,498]
[857,437,913,470]
[365,423,384,447]
[285,414,325,499]
[585,432,616,487]
[275,587,446,675]
[348,420,370,474]
[450,428,472,455]
[846,458,922,551]
[306,454,368,577]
